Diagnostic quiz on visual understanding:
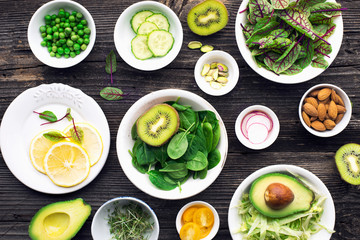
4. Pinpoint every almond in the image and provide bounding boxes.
[310,116,317,121]
[328,100,338,120]
[319,97,330,105]
[331,89,338,103]
[311,121,326,131]
[324,119,336,130]
[325,104,329,111]
[337,95,345,107]
[337,105,346,114]
[309,89,320,98]
[325,113,330,119]
[302,111,311,127]
[305,97,318,109]
[318,103,326,121]
[335,113,344,124]
[318,88,332,101]
[303,103,318,117]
